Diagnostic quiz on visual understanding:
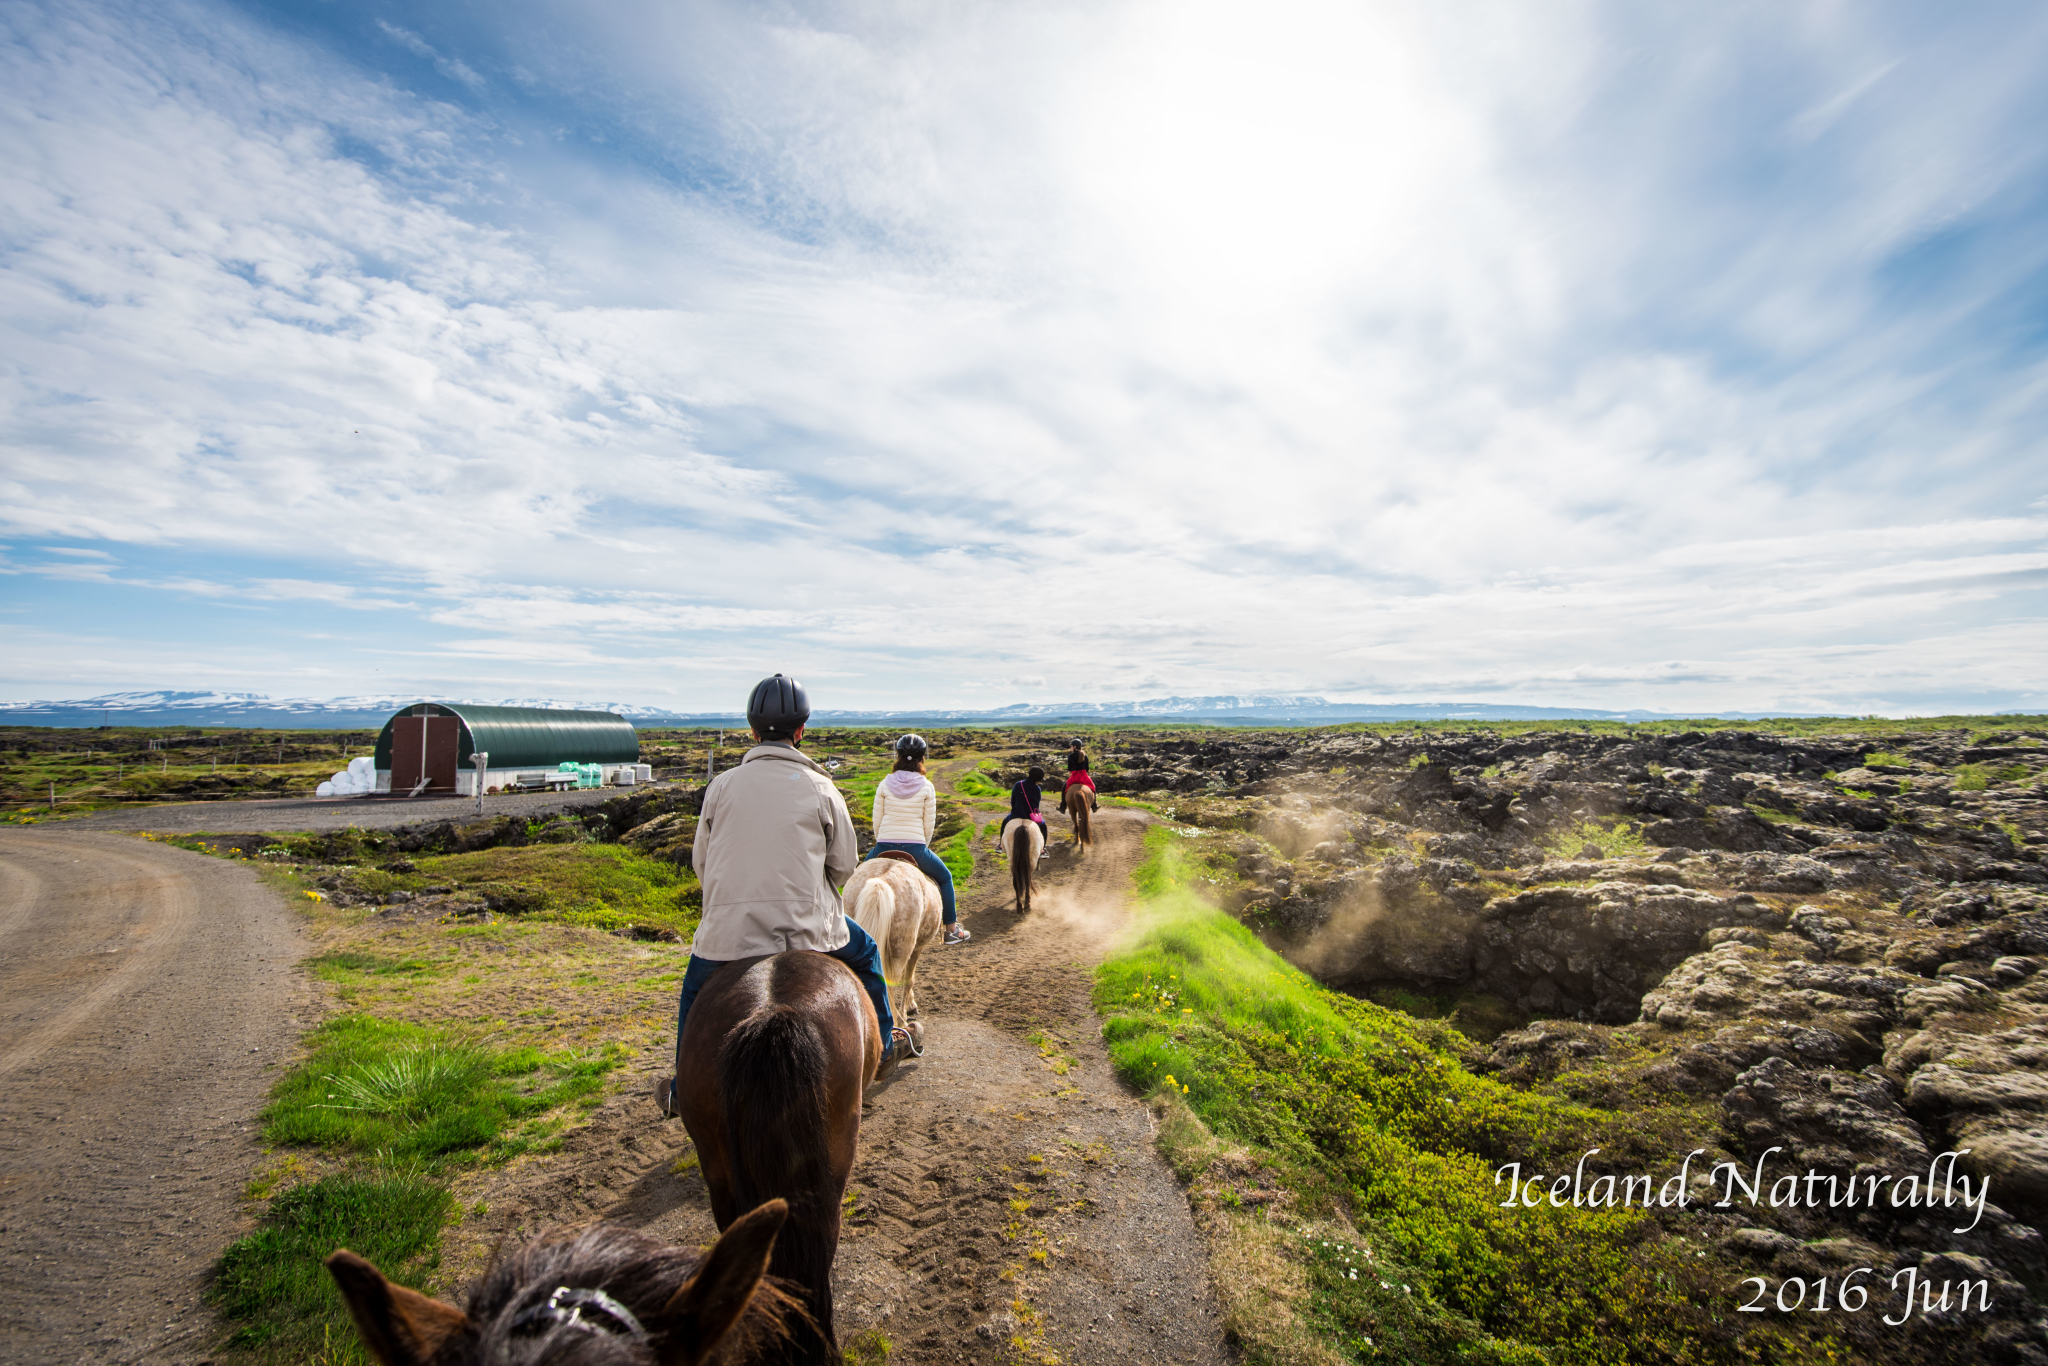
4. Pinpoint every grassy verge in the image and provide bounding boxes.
[1094,828,1824,1366]
[214,1173,451,1359]
[191,837,690,1363]
[938,823,976,886]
